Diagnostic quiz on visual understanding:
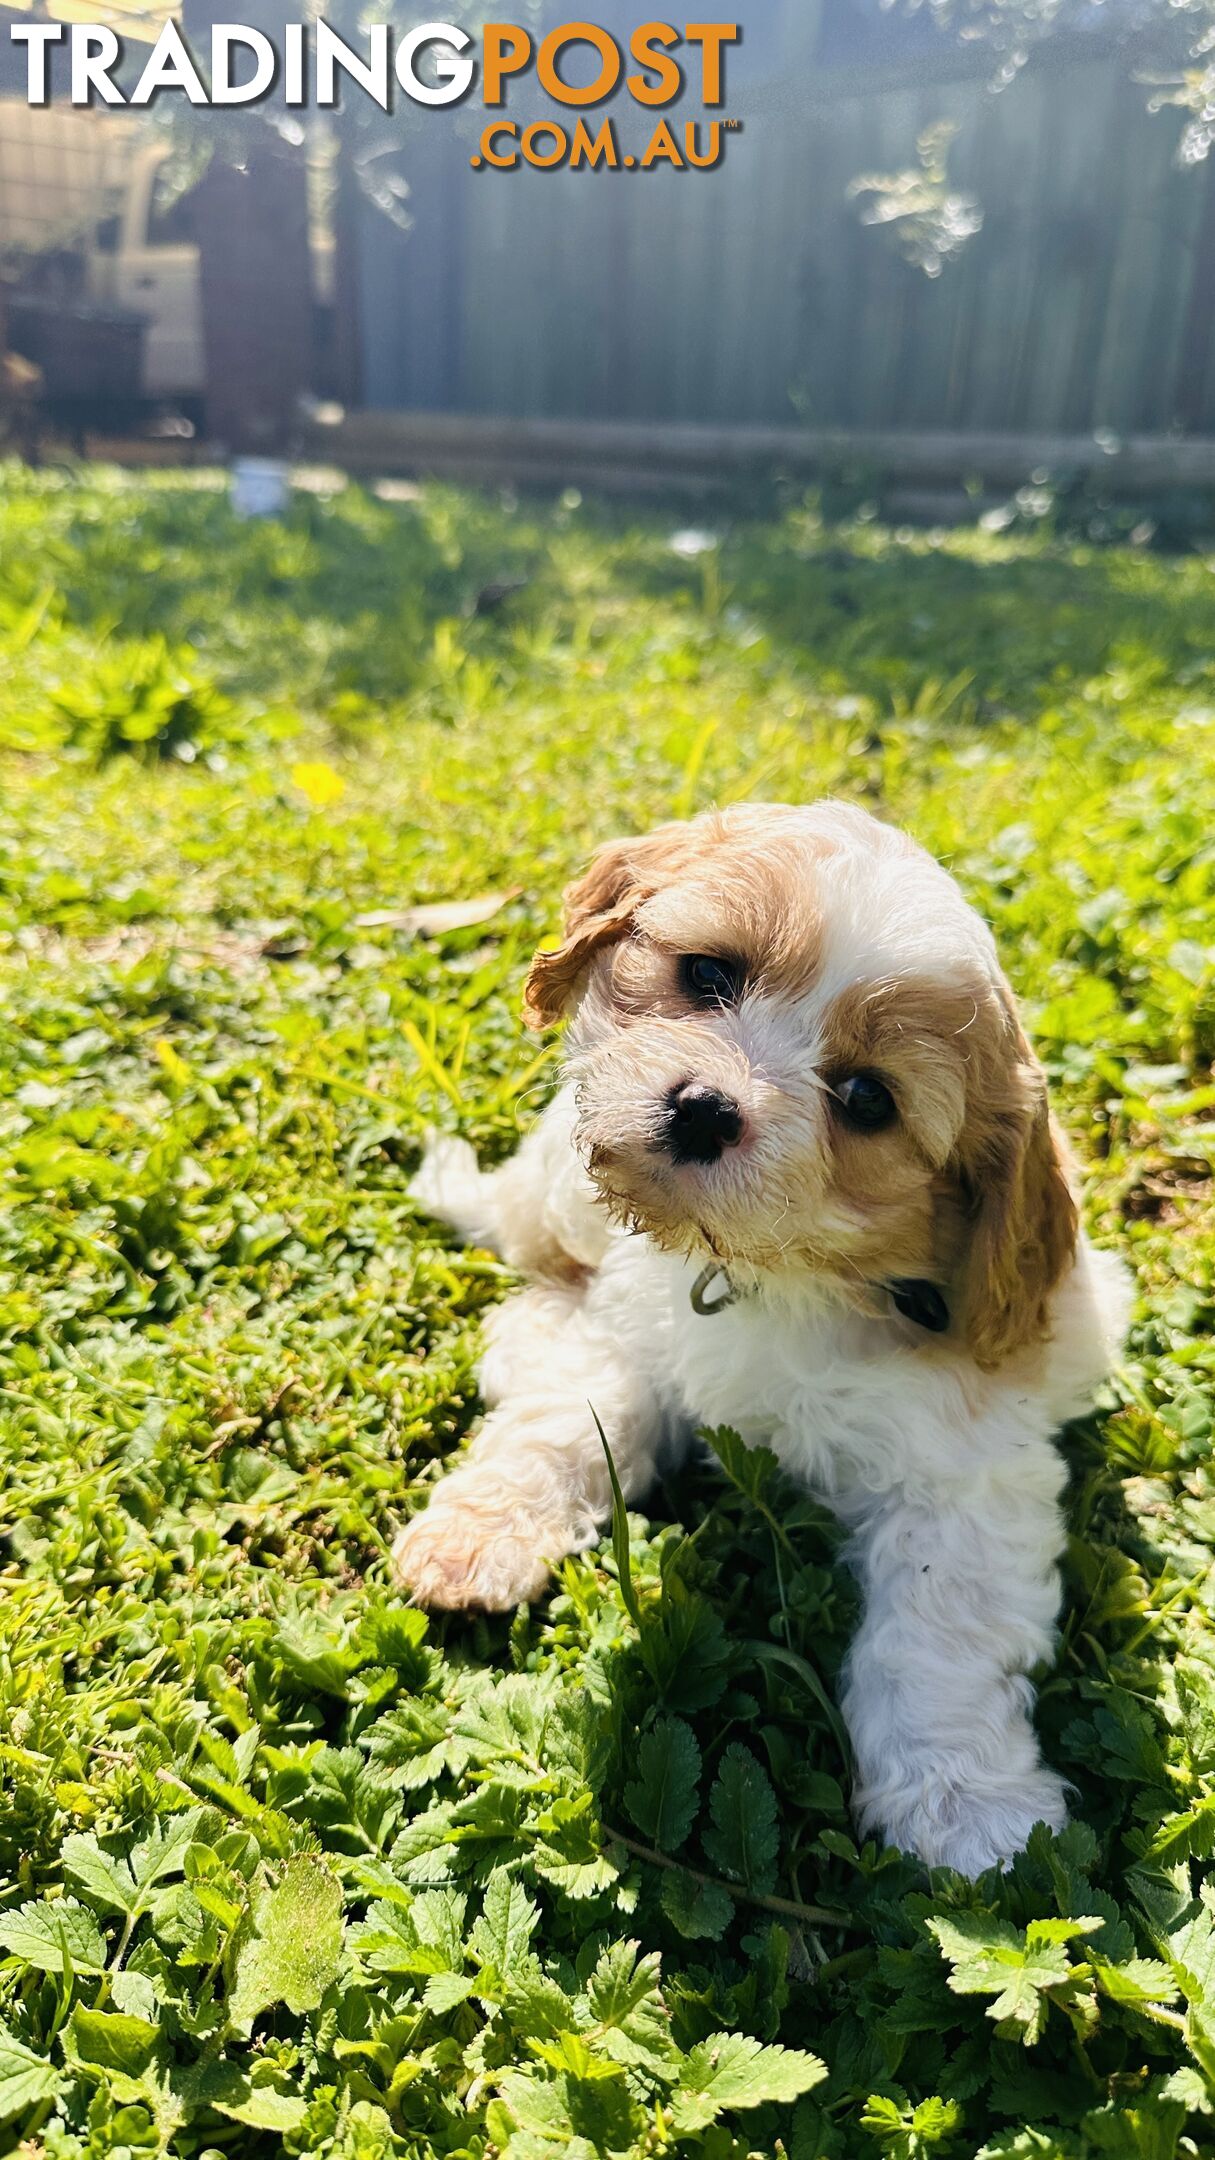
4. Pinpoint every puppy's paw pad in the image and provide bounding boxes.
[391,1508,553,1611]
